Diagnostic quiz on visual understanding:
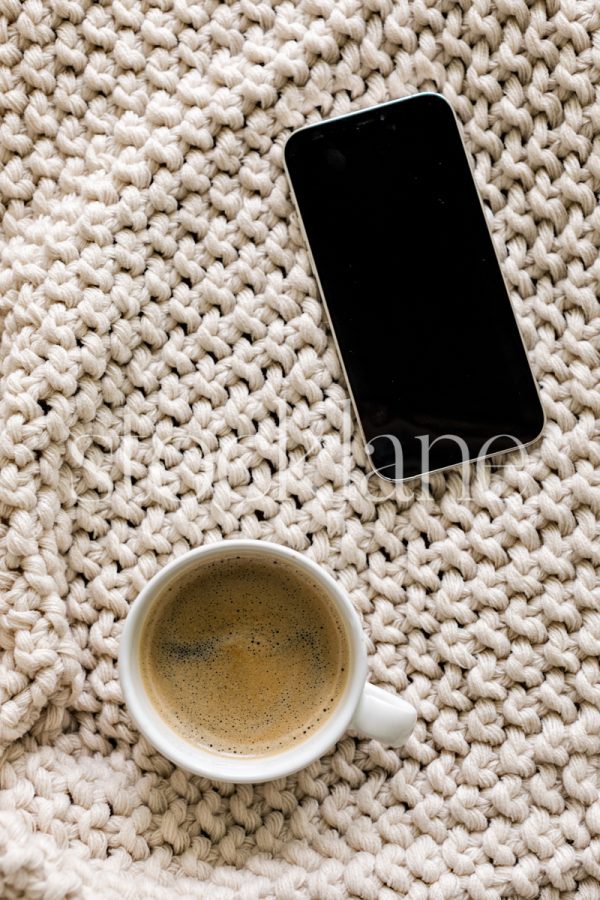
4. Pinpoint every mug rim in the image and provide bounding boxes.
[119,539,368,782]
